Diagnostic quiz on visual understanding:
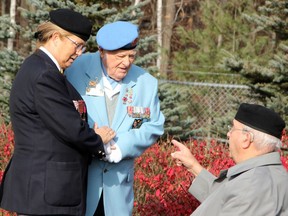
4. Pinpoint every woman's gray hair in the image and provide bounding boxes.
[243,125,282,152]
